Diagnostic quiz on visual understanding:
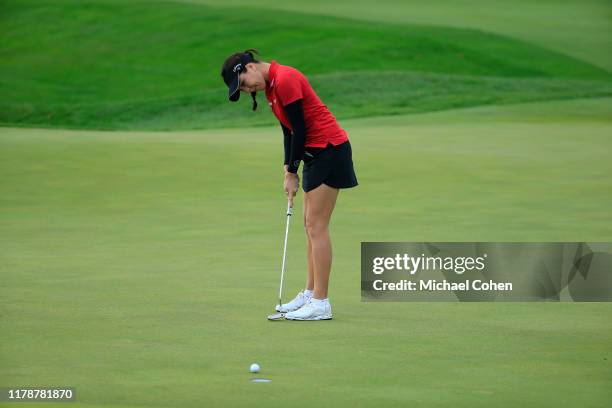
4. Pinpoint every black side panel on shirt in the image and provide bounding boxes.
[283,99,306,173]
